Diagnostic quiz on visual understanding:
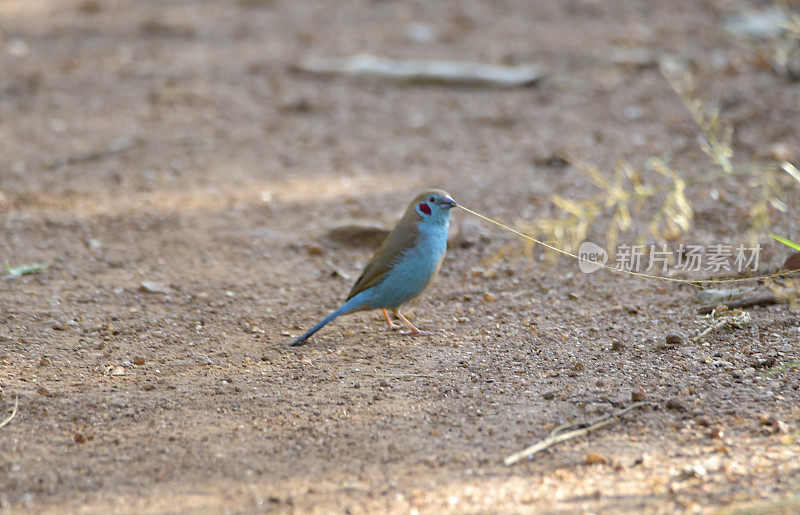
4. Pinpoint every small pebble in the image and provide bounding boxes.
[133,356,145,366]
[585,453,607,465]
[665,397,685,410]
[695,416,711,427]
[665,334,684,346]
[139,281,172,294]
[665,334,683,347]
[631,386,646,402]
[770,142,794,162]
